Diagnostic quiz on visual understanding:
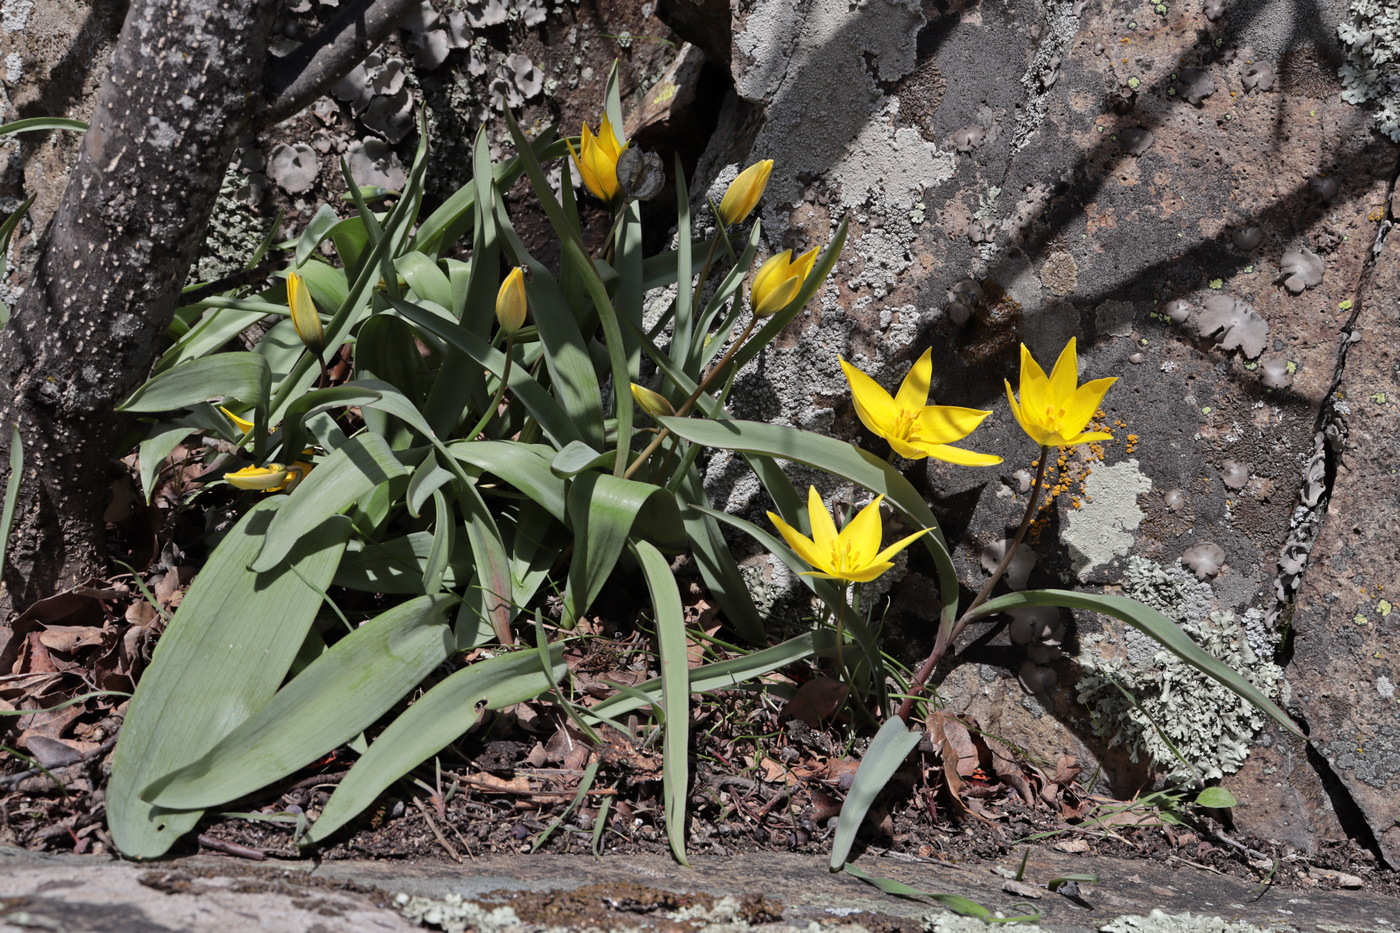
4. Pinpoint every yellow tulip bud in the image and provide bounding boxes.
[749,246,819,318]
[286,271,325,355]
[717,159,774,226]
[225,463,291,491]
[630,383,676,419]
[566,114,628,203]
[496,267,528,335]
